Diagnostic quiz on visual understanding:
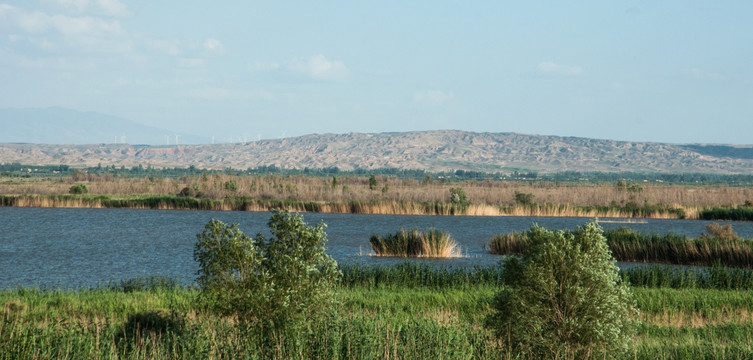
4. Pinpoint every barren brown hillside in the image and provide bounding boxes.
[2,130,752,174]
